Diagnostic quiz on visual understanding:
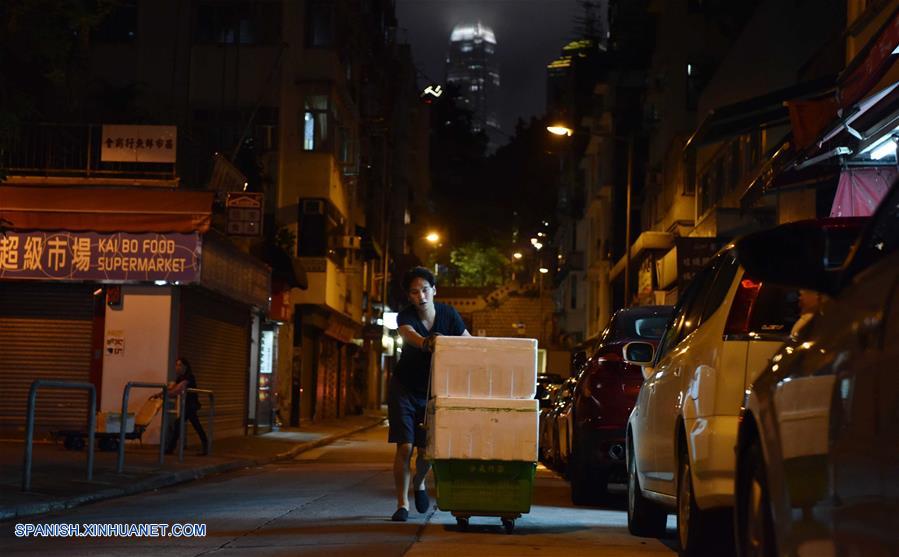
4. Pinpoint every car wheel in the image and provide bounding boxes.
[627,439,668,537]
[677,440,734,557]
[570,435,607,506]
[736,437,775,557]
